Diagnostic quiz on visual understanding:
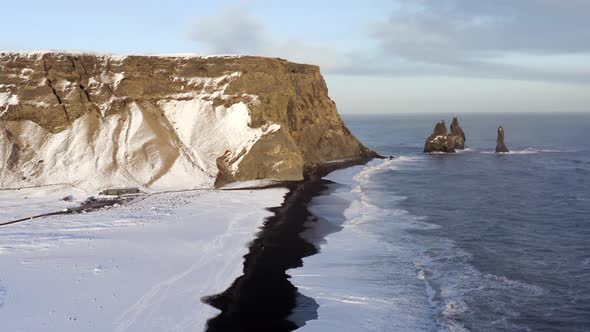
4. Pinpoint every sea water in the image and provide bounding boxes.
[290,113,590,331]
